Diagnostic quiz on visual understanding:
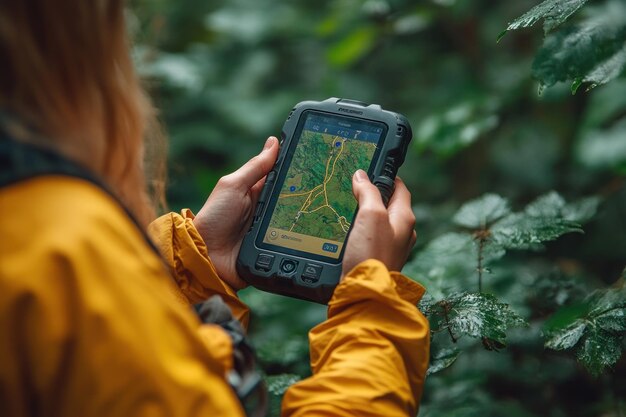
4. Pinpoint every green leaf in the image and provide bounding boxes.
[266,374,301,396]
[596,307,626,332]
[524,191,565,217]
[327,26,377,68]
[576,117,626,170]
[544,287,626,375]
[427,347,461,376]
[499,0,589,41]
[408,192,590,299]
[415,99,499,158]
[562,196,601,223]
[491,213,582,250]
[531,2,626,89]
[405,232,506,299]
[443,293,527,345]
[490,192,584,249]
[581,78,626,129]
[582,44,626,90]
[543,301,591,330]
[545,319,587,350]
[524,191,599,222]
[576,327,623,376]
[588,287,626,332]
[453,194,511,229]
[404,233,476,299]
